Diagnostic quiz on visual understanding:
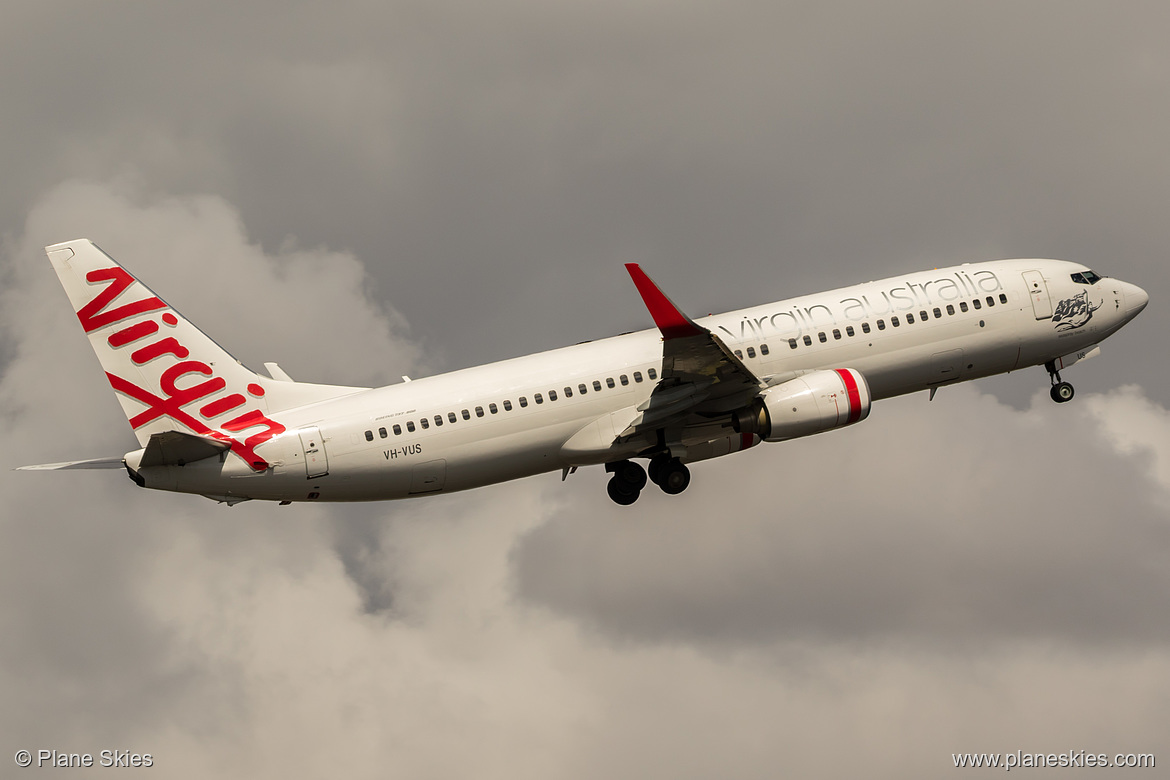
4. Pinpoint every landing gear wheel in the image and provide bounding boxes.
[613,460,647,491]
[1045,361,1075,404]
[607,477,640,505]
[647,455,669,487]
[659,459,691,495]
[604,460,646,505]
